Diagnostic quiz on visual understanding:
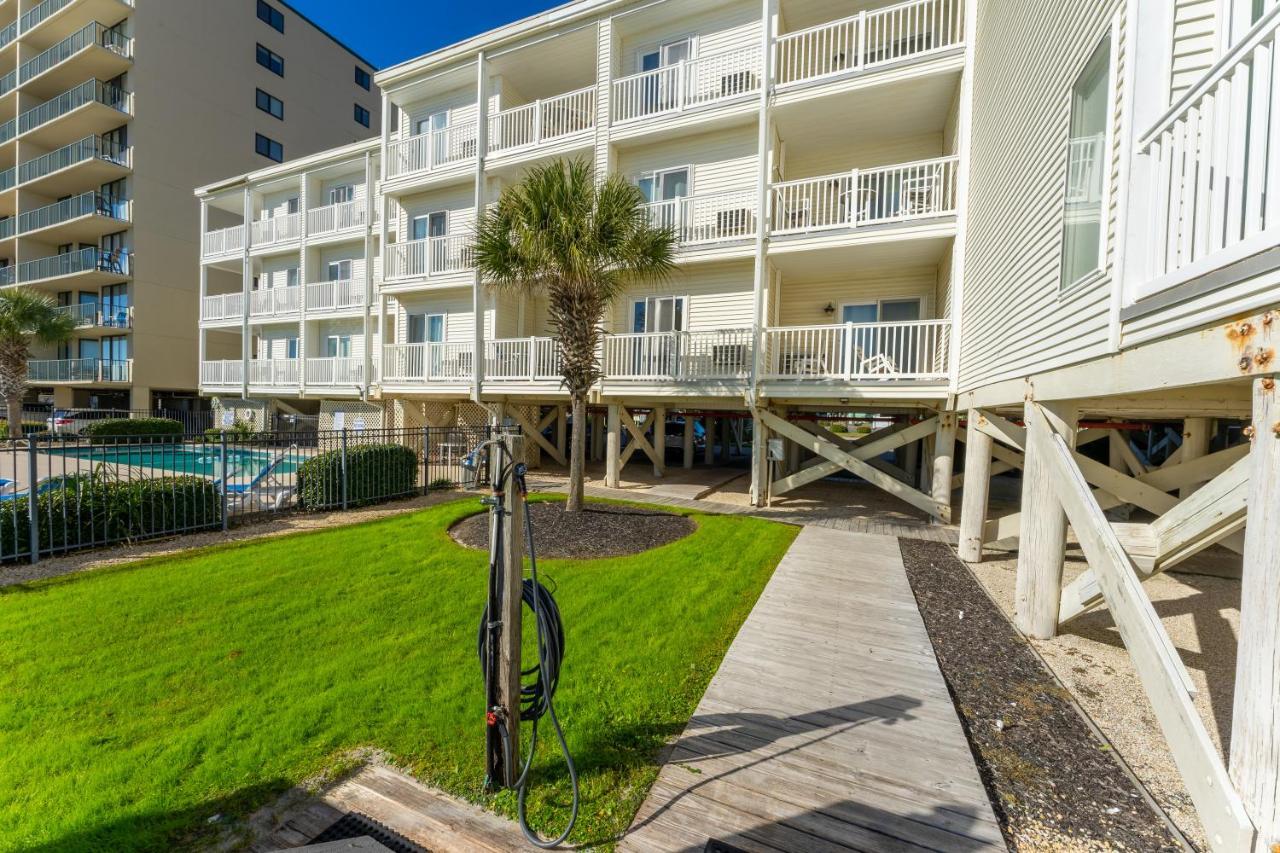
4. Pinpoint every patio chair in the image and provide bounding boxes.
[859,352,900,378]
[0,476,83,502]
[216,447,296,511]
